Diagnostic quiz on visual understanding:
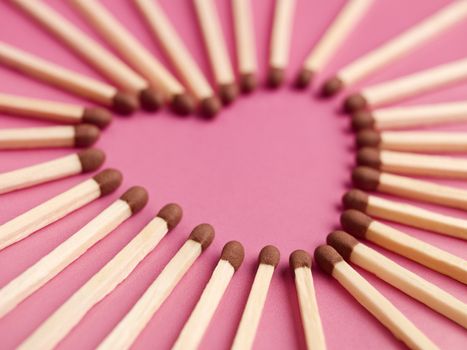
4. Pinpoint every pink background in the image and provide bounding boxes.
[1,0,467,349]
